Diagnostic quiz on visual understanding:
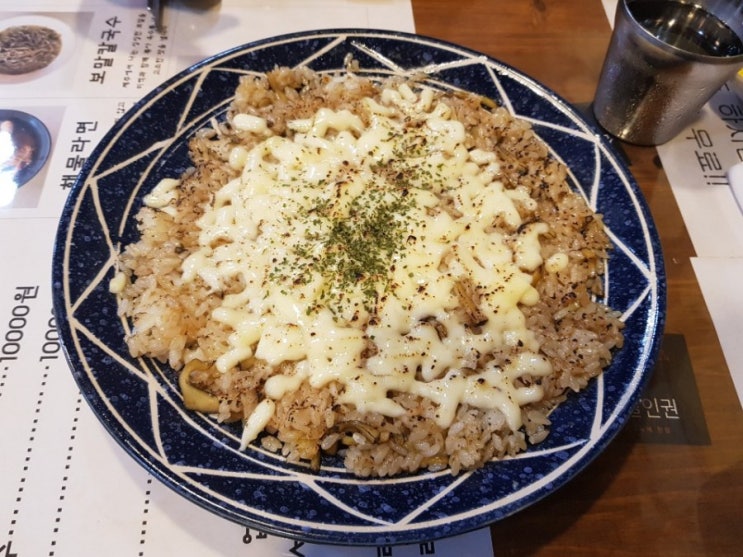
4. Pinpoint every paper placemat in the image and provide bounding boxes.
[0,2,492,555]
